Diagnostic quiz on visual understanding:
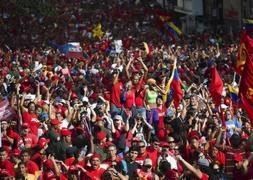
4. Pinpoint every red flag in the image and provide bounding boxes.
[239,53,253,105]
[236,28,253,75]
[239,50,253,123]
[209,67,223,107]
[240,94,253,123]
